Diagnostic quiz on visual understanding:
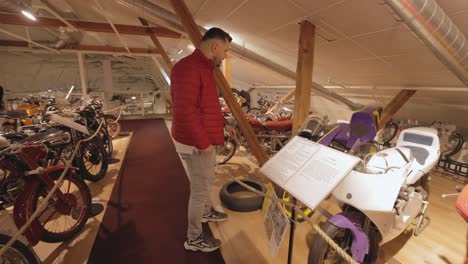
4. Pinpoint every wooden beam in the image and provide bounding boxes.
[169,0,268,165]
[379,89,417,129]
[292,21,315,134]
[0,40,160,54]
[138,17,173,70]
[0,12,181,38]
